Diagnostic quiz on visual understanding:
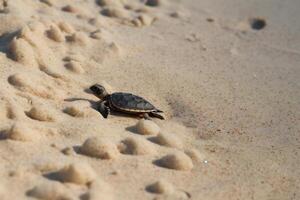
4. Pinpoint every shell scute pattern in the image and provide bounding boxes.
[111,93,155,111]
